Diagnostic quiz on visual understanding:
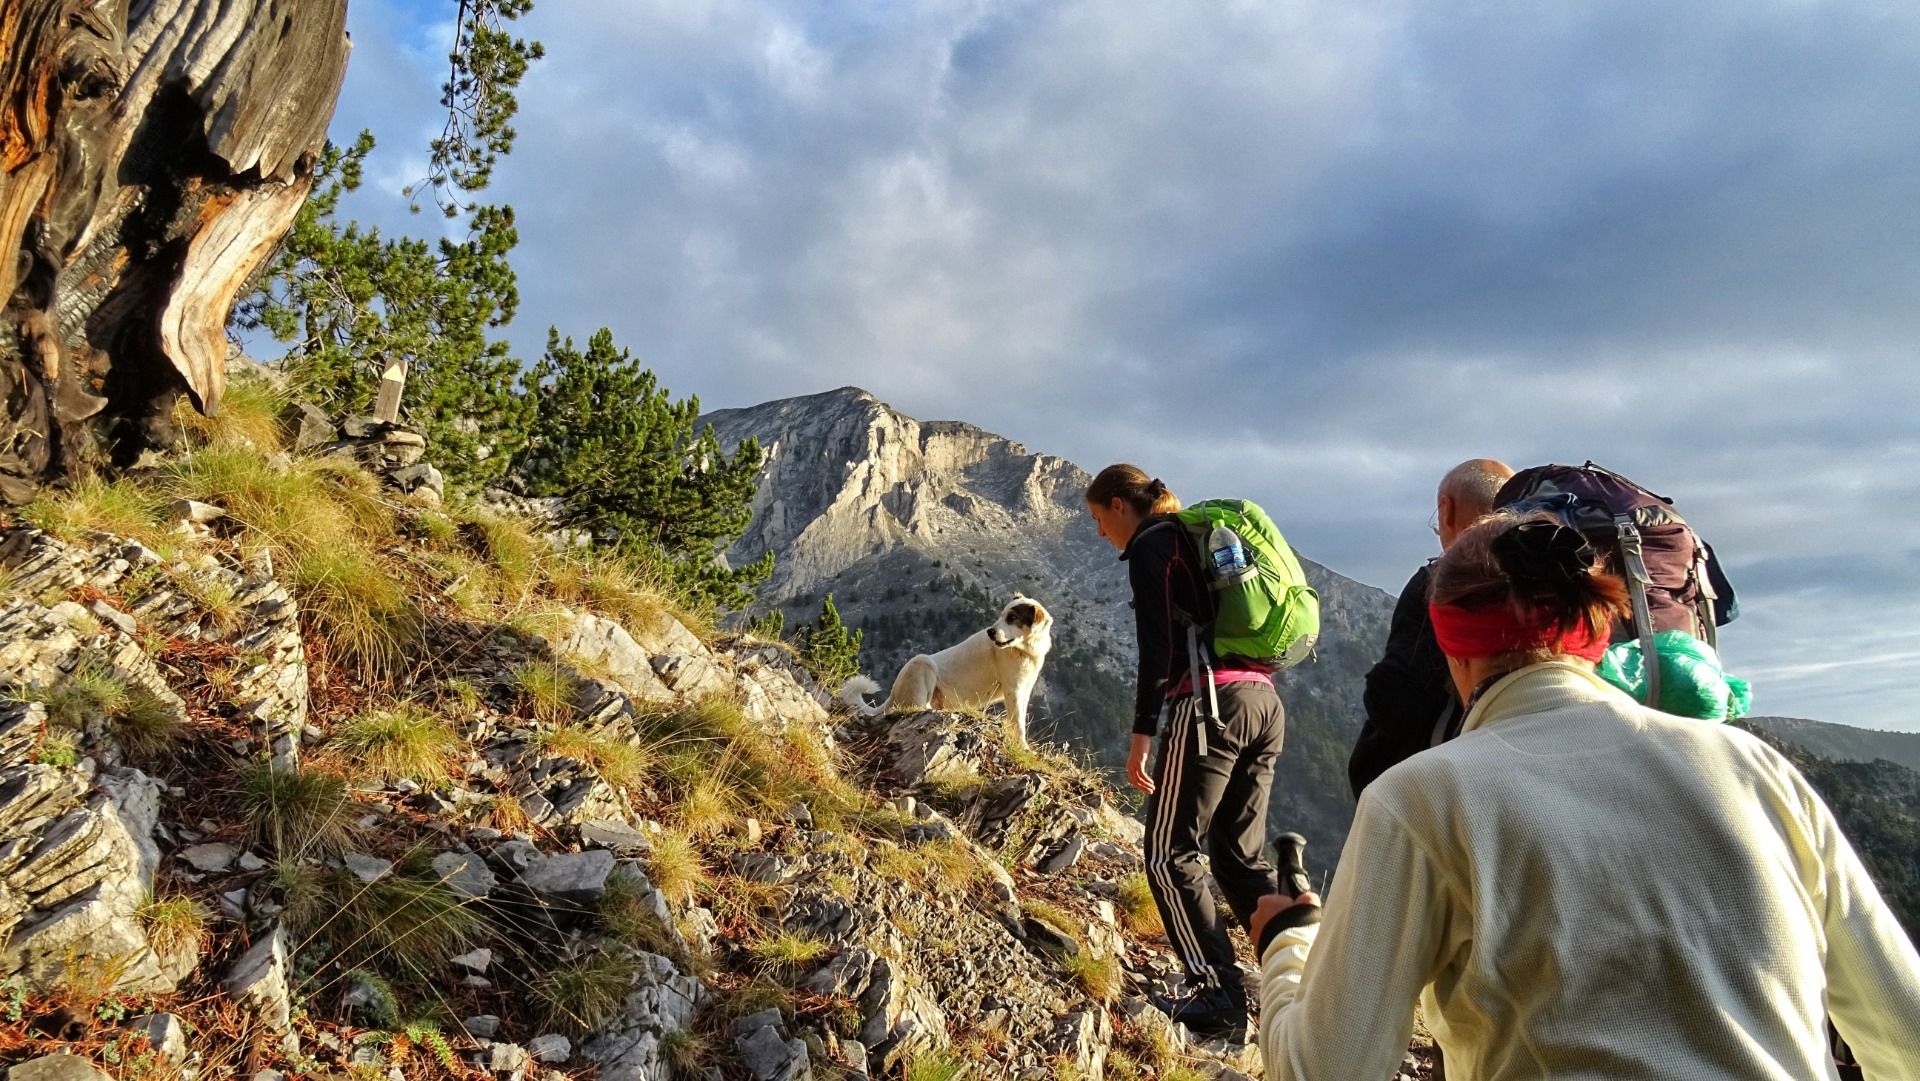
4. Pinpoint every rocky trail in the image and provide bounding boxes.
[0,399,1443,1079]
